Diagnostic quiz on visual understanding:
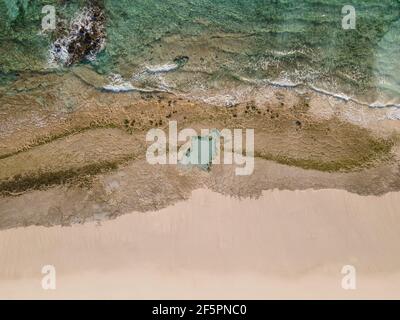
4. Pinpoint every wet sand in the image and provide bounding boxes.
[1,188,400,299]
